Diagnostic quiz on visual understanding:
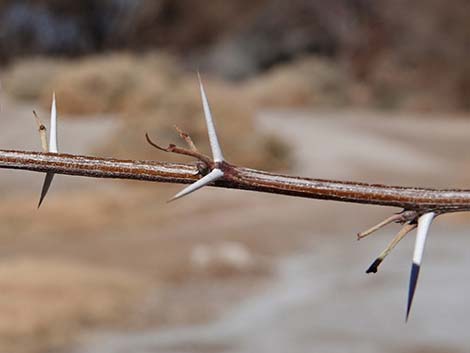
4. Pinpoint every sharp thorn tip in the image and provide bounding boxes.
[168,168,223,202]
[37,172,55,209]
[406,262,420,321]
